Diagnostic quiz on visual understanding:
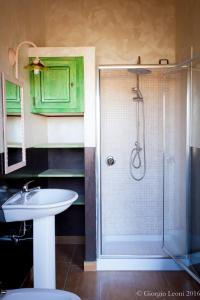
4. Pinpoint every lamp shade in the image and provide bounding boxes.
[24,58,47,74]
